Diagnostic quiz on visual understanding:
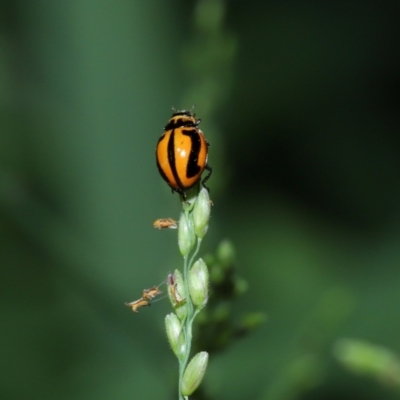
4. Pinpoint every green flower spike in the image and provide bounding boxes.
[178,211,195,257]
[165,313,186,360]
[168,270,187,321]
[181,351,209,397]
[189,258,209,310]
[193,187,211,238]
